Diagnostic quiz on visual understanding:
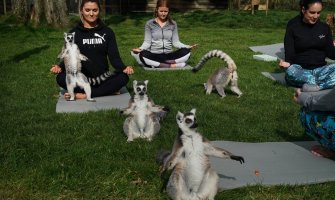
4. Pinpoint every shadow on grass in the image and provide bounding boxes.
[0,45,50,67]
